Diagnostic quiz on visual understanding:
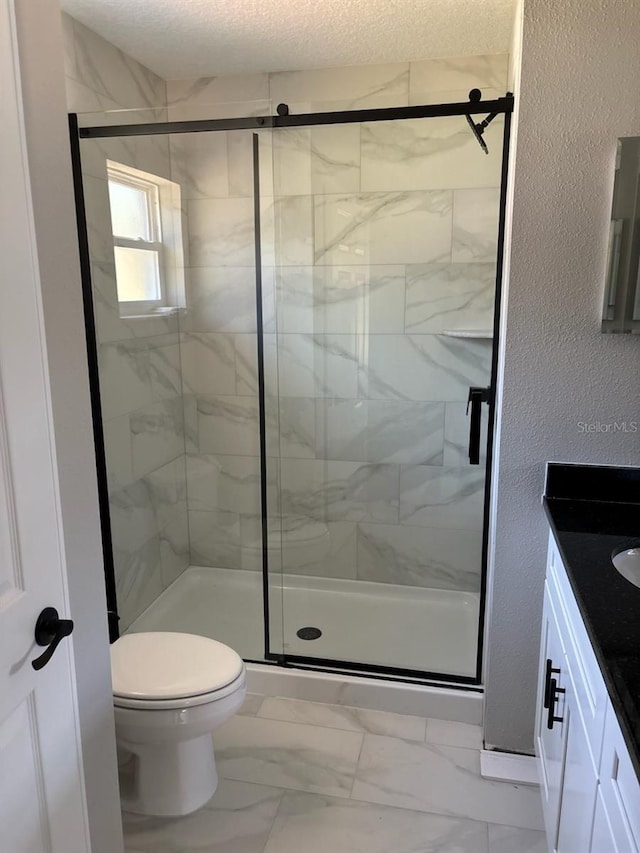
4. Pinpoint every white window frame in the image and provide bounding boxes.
[107,163,167,316]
